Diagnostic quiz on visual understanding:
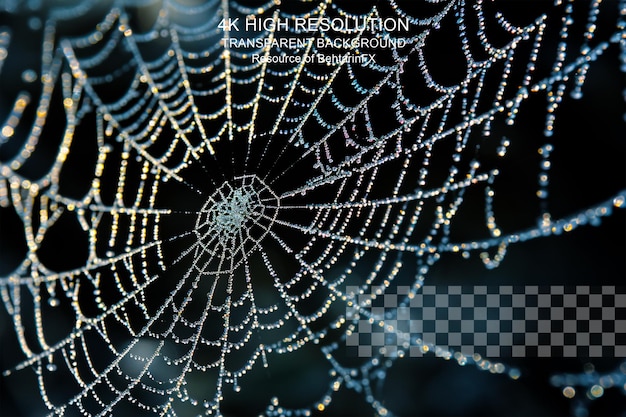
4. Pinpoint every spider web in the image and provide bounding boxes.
[0,0,625,416]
